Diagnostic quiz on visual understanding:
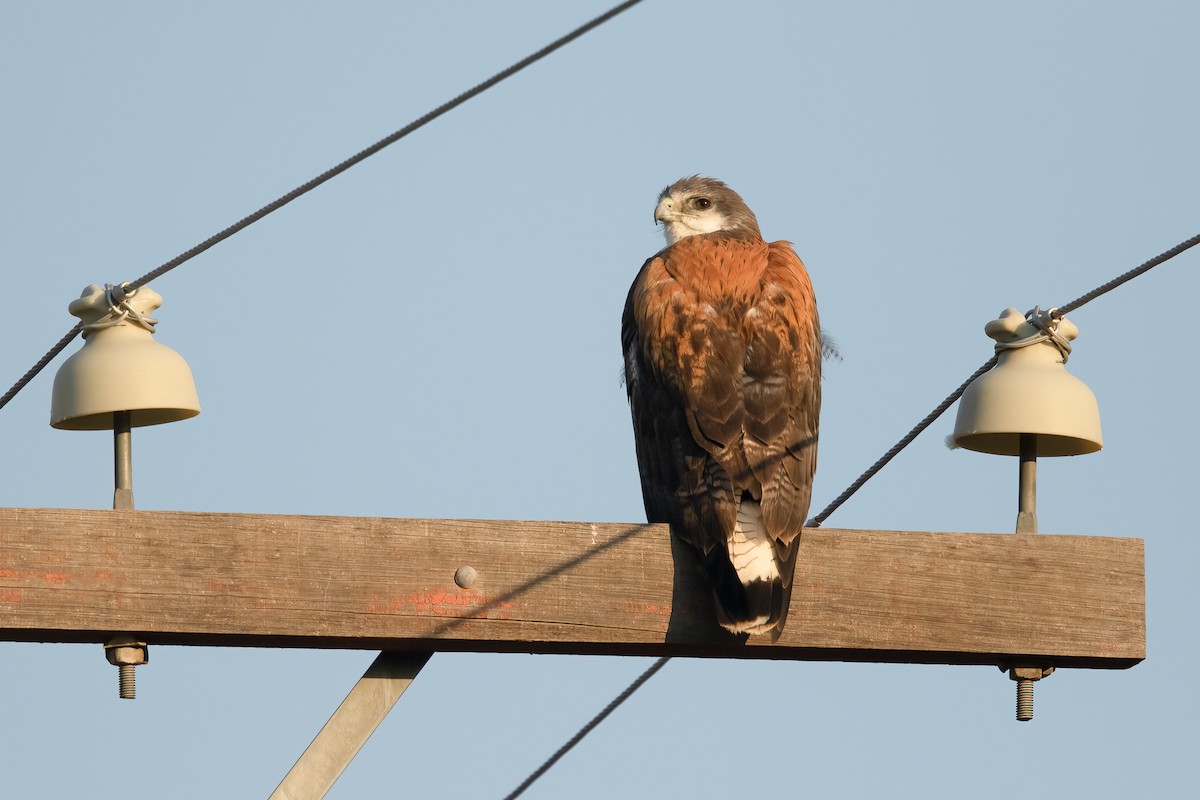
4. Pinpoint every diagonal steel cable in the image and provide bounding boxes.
[807,354,999,527]
[500,656,670,800]
[0,0,646,414]
[808,230,1200,527]
[0,324,86,414]
[1055,232,1200,316]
